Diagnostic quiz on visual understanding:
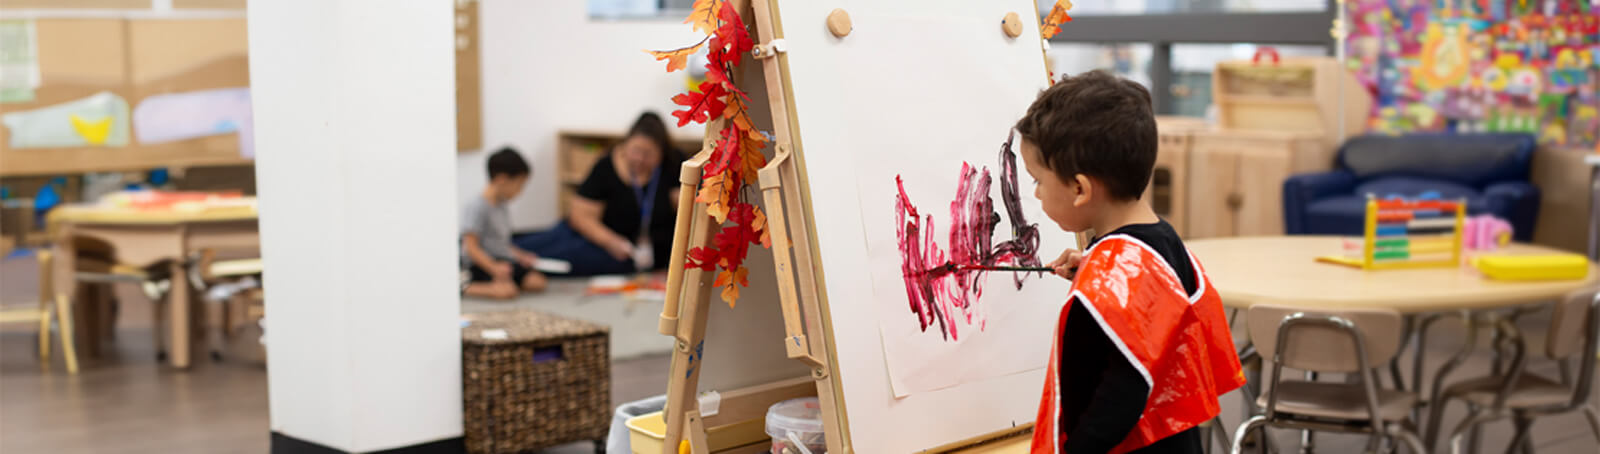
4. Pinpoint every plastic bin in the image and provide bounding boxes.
[608,395,667,454]
[625,409,769,454]
[765,397,826,454]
